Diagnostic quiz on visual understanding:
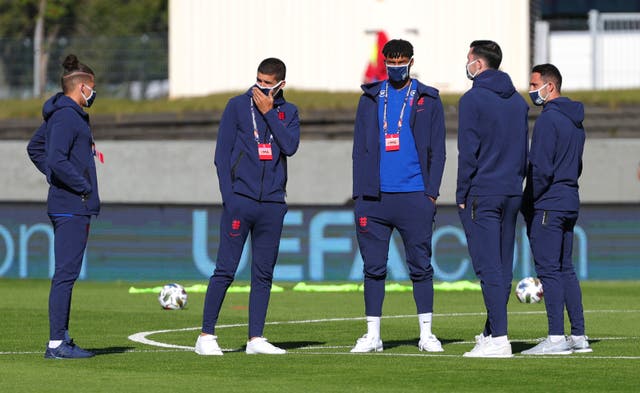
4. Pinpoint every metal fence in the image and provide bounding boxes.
[0,34,168,100]
[535,10,640,90]
[590,10,640,89]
